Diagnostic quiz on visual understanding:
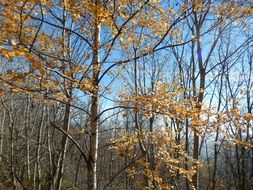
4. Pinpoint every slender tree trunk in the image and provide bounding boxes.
[241,148,246,190]
[25,96,31,183]
[54,4,72,189]
[192,18,205,189]
[212,64,224,190]
[133,47,149,187]
[88,79,99,190]
[33,105,45,190]
[74,153,82,187]
[0,107,5,163]
[185,118,189,190]
[46,105,54,190]
[55,103,71,190]
[2,95,16,189]
[87,3,100,188]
